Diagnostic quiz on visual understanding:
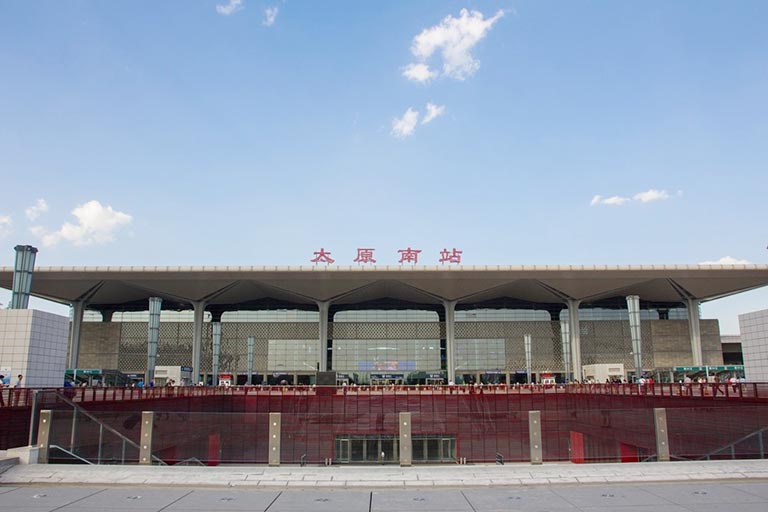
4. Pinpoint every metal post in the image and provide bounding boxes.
[654,408,670,462]
[211,322,221,386]
[399,412,412,466]
[444,300,457,384]
[247,336,255,385]
[626,295,643,380]
[139,411,154,465]
[524,334,532,384]
[529,410,543,464]
[37,410,52,464]
[269,412,281,466]
[70,408,77,452]
[97,424,103,464]
[146,297,162,384]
